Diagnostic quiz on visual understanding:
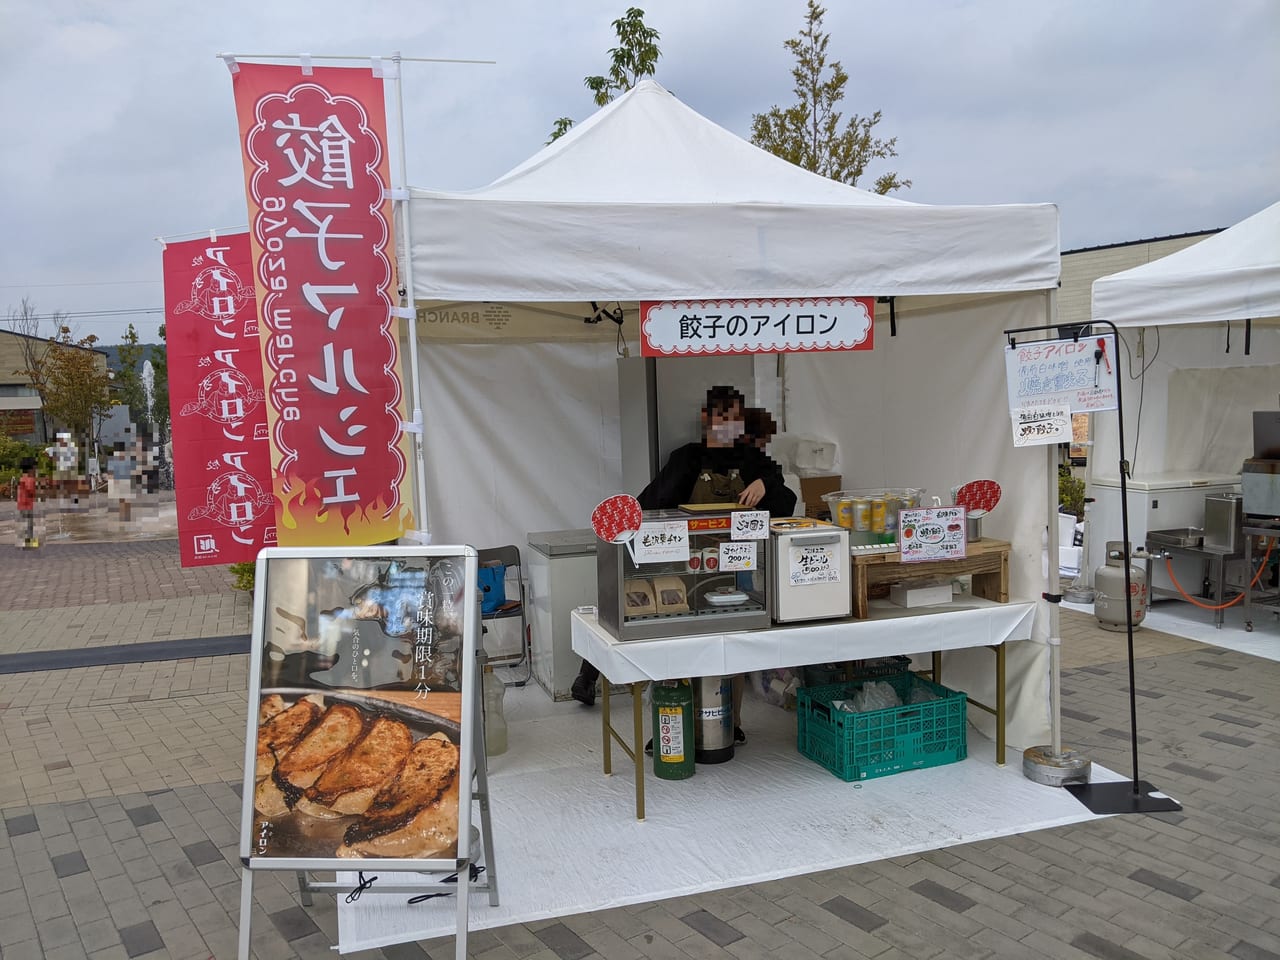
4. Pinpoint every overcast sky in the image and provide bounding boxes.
[2,0,1277,344]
